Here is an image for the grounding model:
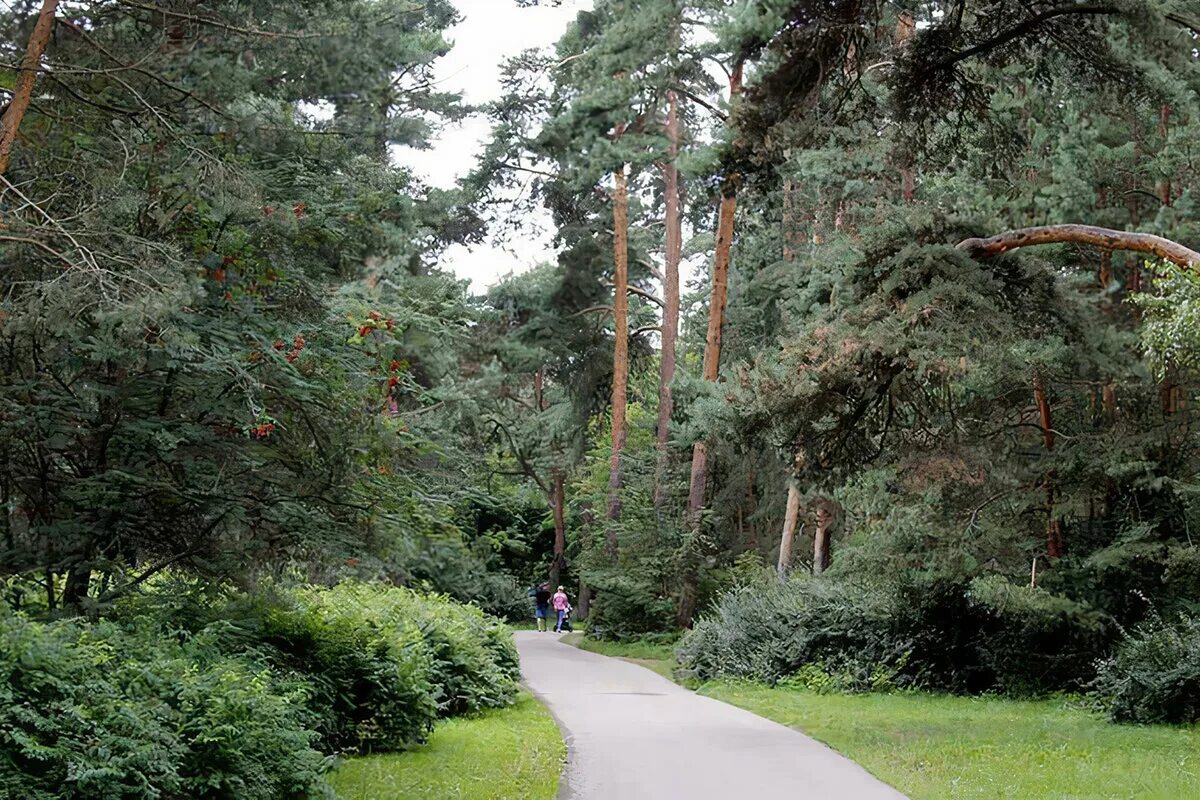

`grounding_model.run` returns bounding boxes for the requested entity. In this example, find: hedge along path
[514,631,907,800]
